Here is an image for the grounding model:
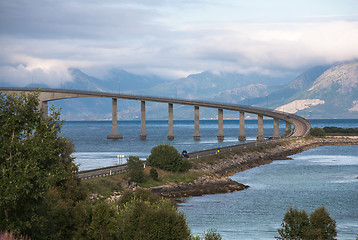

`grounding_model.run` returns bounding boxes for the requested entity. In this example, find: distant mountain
[106,68,166,92]
[247,65,330,108]
[12,61,358,120]
[133,71,288,100]
[254,61,358,118]
[210,84,269,104]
